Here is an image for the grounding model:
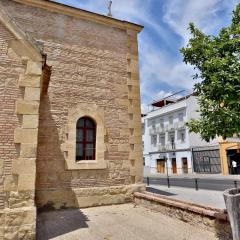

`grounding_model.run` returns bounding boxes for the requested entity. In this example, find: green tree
[180,4,240,142]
